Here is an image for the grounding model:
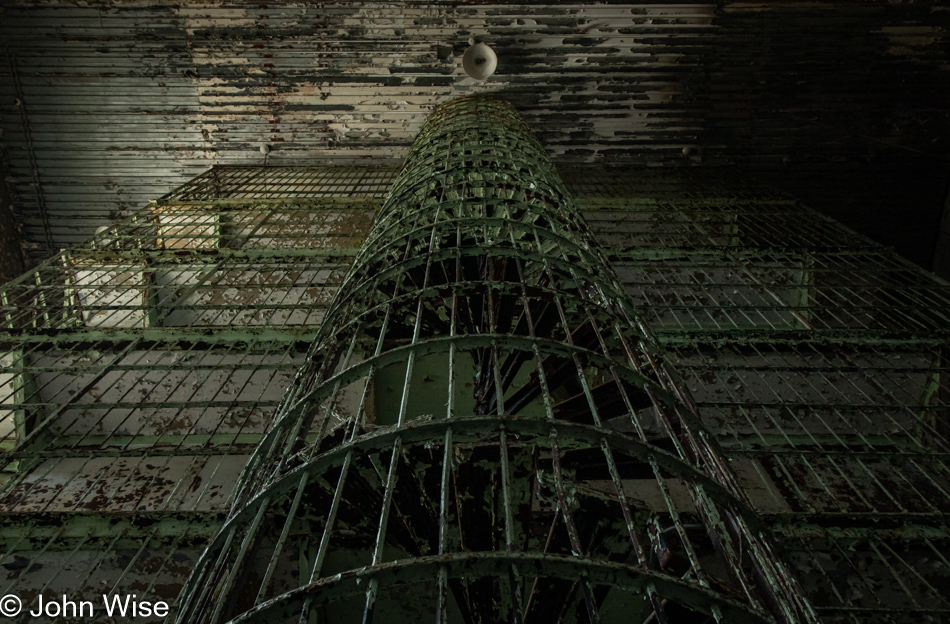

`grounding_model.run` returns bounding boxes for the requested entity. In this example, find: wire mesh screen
[163,167,397,202]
